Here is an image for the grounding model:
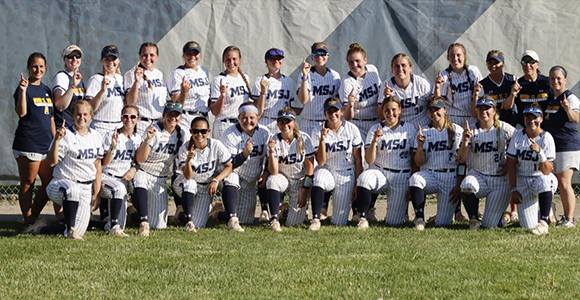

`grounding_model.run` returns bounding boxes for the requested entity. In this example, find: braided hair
[445,43,474,103]
[222,45,255,101]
